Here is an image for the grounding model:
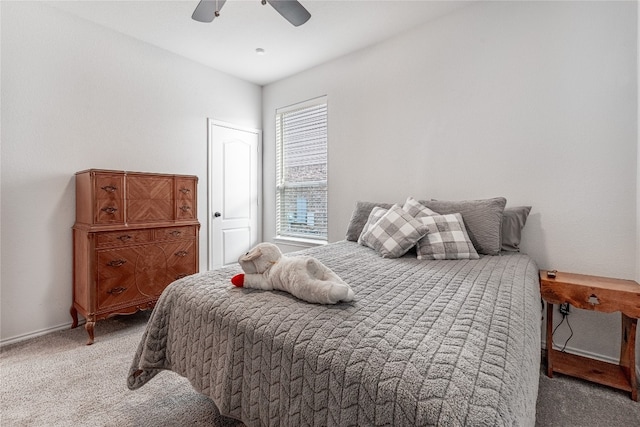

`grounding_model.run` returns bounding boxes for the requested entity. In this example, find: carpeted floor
[1,312,639,426]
